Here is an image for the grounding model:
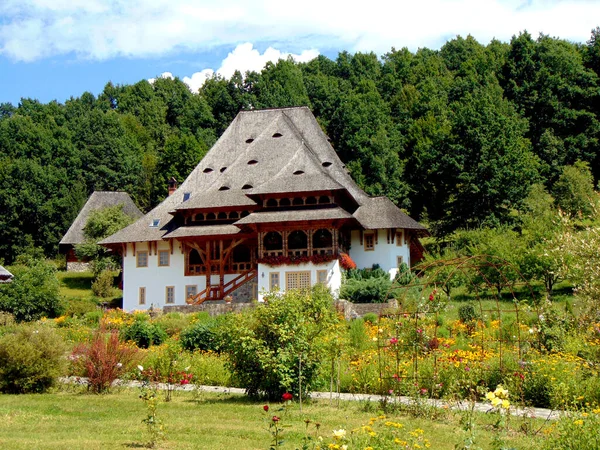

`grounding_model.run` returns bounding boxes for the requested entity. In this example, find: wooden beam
[132,242,136,257]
